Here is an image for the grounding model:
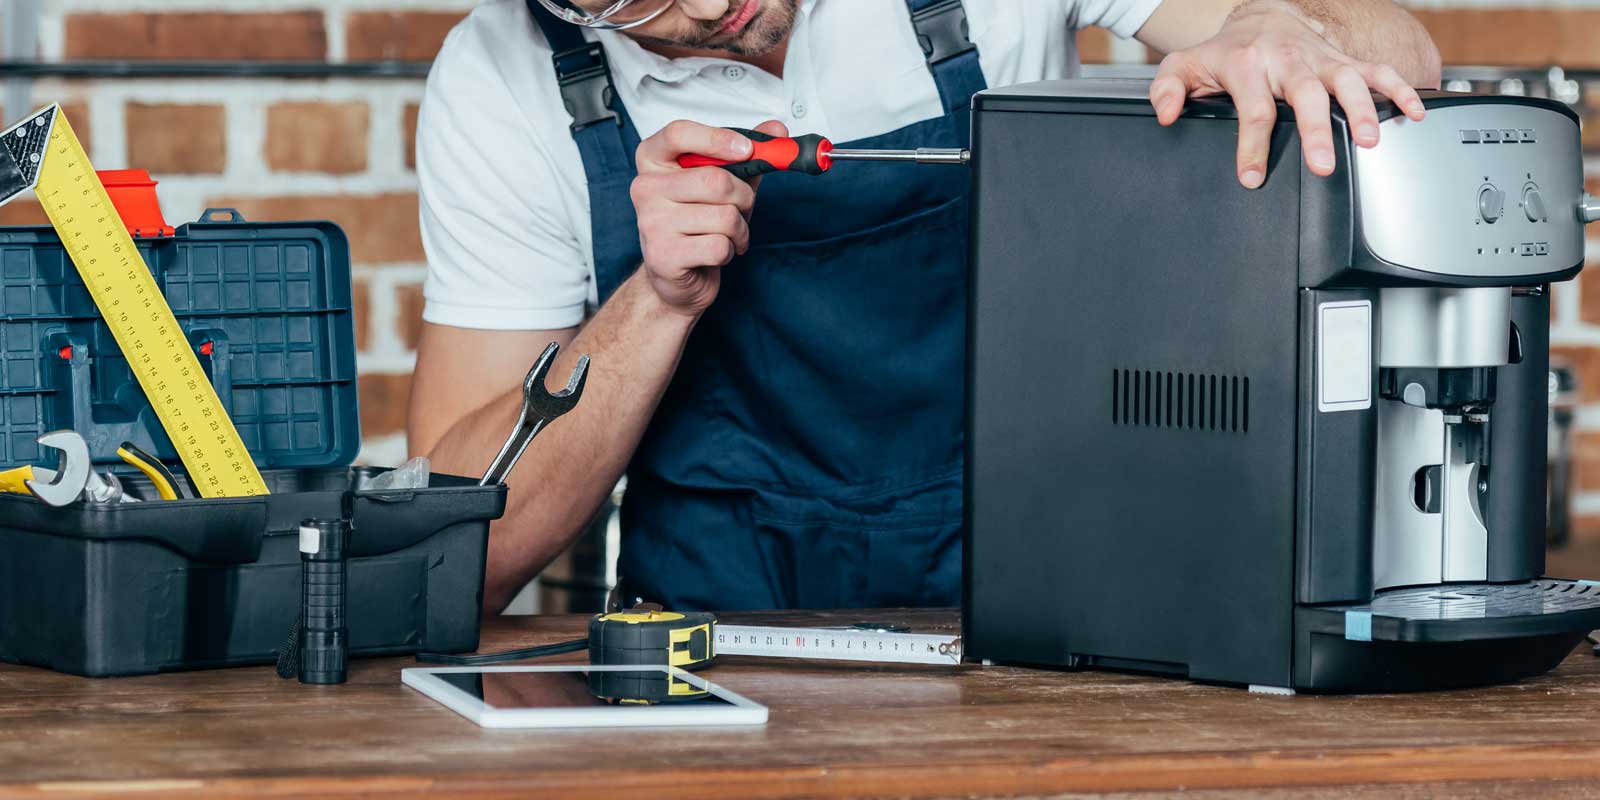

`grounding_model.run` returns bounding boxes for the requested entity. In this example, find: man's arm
[412,276,693,614]
[1134,0,1442,188]
[411,121,776,614]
